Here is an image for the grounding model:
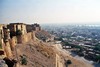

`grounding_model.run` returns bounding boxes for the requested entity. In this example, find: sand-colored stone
[9,36,17,51]
[4,41,12,58]
[56,54,64,67]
